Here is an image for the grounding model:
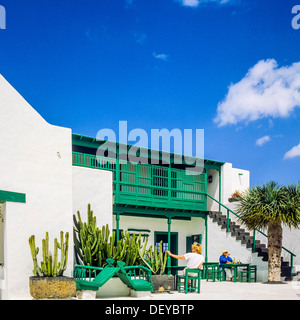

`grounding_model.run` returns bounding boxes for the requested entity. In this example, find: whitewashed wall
[113,215,205,268]
[222,163,250,204]
[0,75,73,299]
[207,163,250,212]
[114,214,268,281]
[72,166,113,234]
[207,218,268,282]
[206,169,220,211]
[0,203,4,266]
